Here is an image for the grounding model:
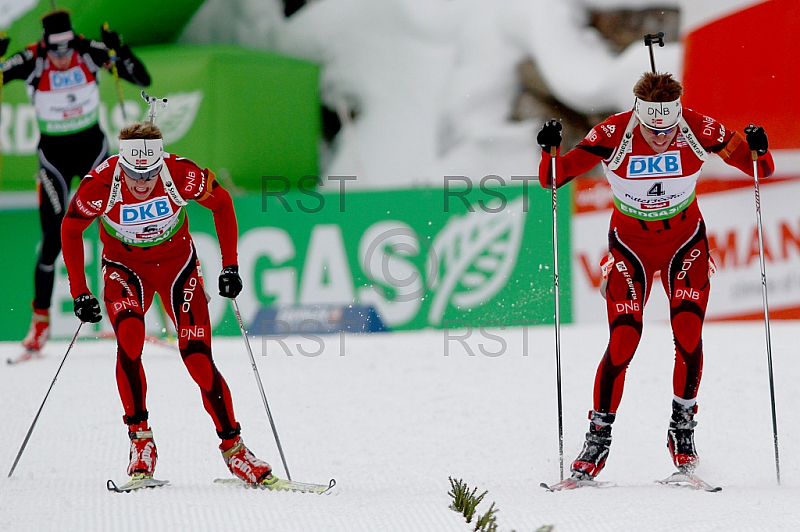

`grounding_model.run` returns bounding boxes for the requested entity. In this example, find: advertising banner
[0,182,572,341]
[0,45,320,192]
[572,176,800,323]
